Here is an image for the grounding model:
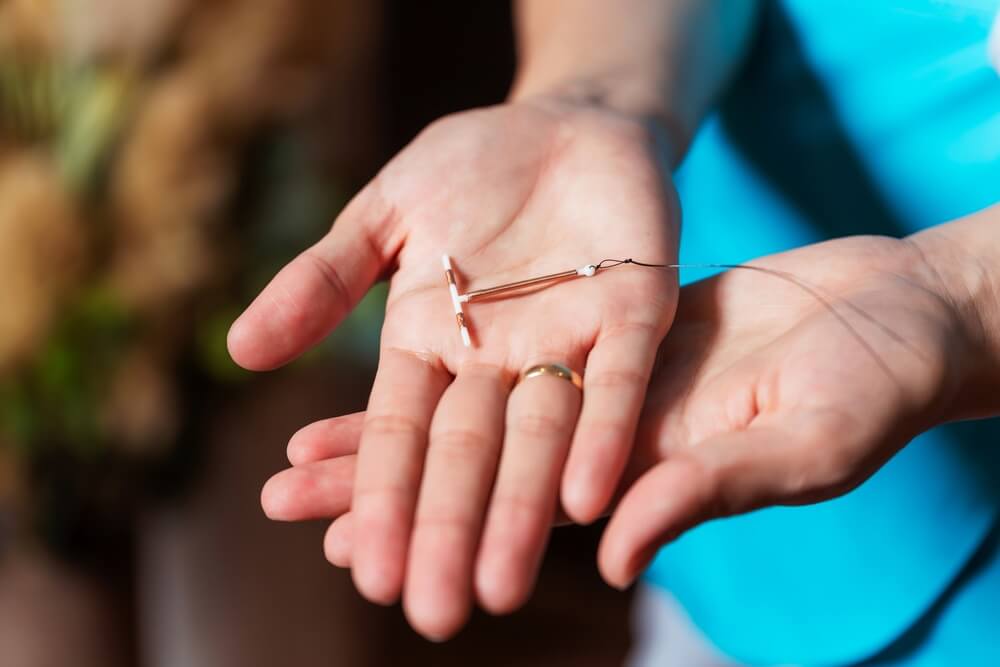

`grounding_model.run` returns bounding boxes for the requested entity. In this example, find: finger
[562,323,662,523]
[352,348,451,605]
[598,456,713,590]
[599,421,847,589]
[324,514,354,568]
[474,368,582,614]
[329,507,586,577]
[287,412,365,466]
[404,363,510,641]
[261,456,357,521]
[228,185,395,370]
